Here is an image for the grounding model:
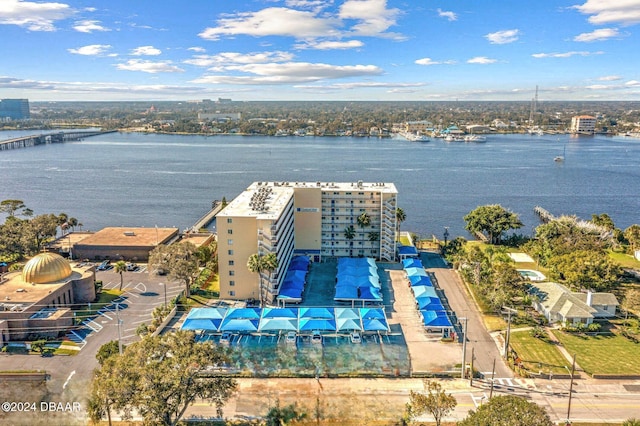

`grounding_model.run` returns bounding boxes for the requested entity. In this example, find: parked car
[285,331,297,344]
[311,331,323,344]
[220,332,231,345]
[350,332,362,344]
[96,260,111,271]
[125,262,137,271]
